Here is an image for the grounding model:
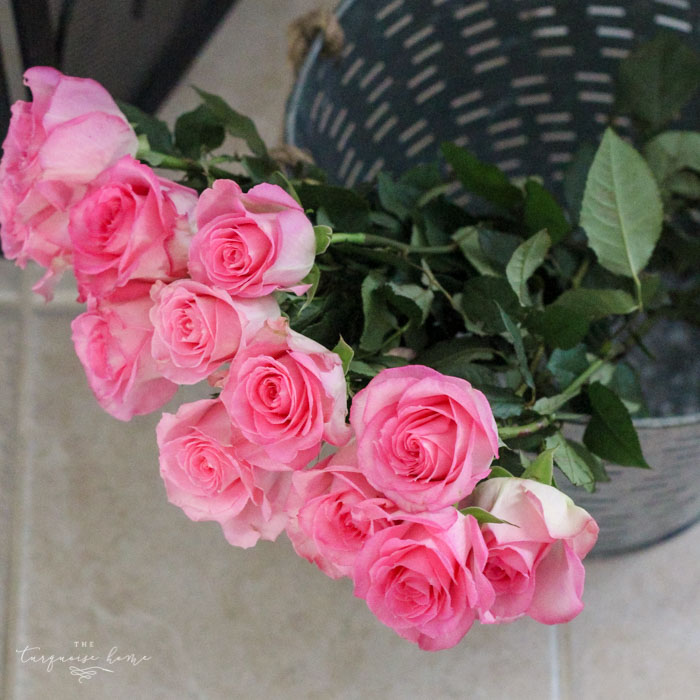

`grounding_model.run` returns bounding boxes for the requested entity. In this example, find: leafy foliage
[123,35,700,491]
